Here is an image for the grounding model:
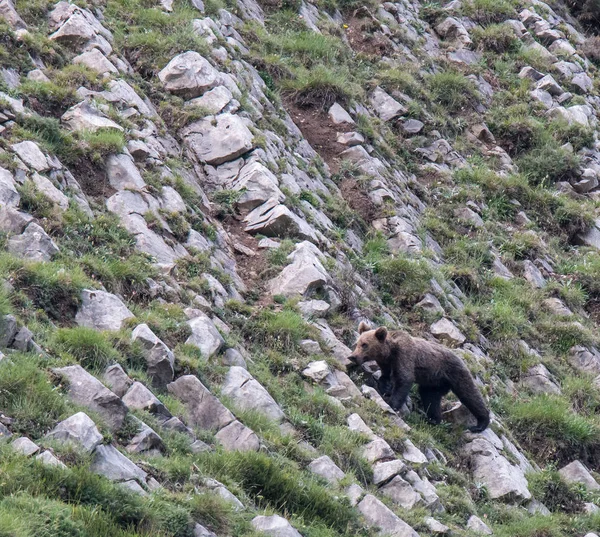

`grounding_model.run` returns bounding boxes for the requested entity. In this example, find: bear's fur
[349,322,490,432]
